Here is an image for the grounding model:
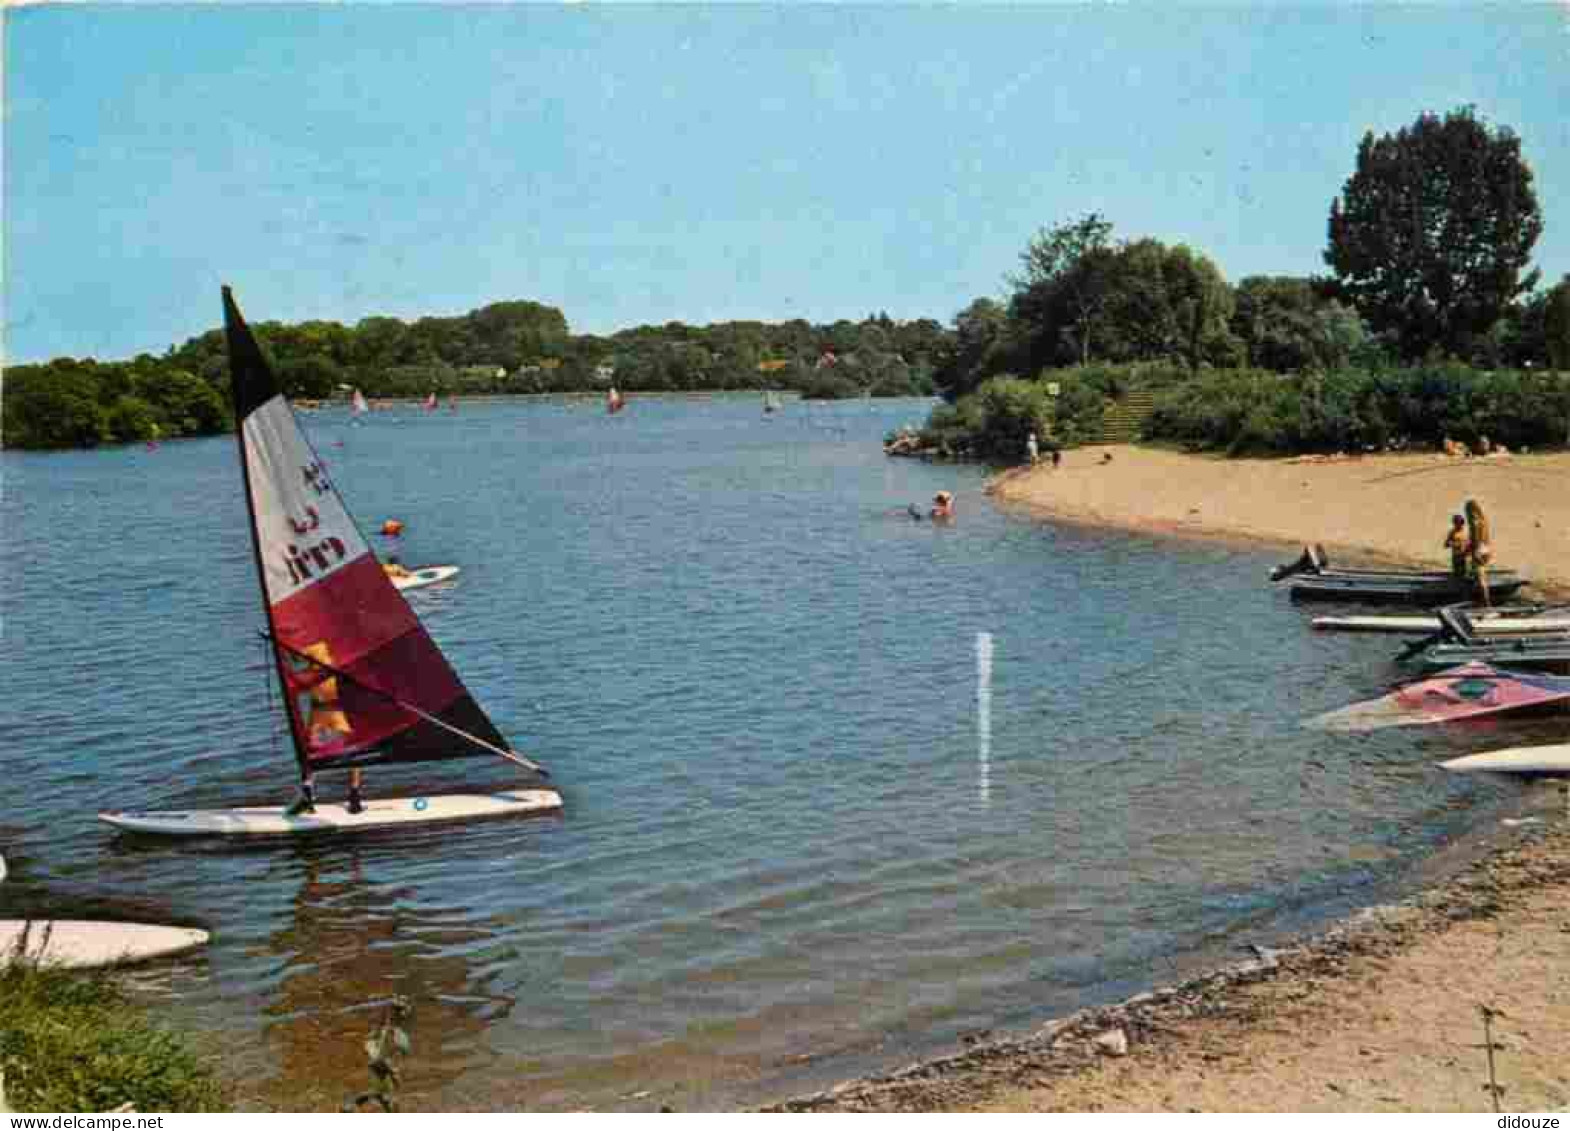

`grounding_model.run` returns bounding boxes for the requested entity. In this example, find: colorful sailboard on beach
[1307,662,1570,732]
